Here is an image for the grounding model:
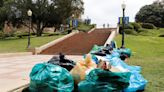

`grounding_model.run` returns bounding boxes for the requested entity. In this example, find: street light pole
[121,2,126,48]
[27,9,32,48]
[72,14,75,29]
